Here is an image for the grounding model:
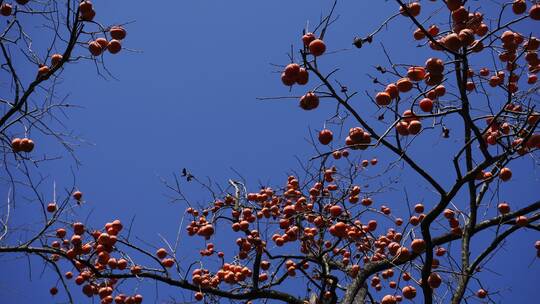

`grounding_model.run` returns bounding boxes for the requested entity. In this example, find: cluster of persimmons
[9,0,129,158]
